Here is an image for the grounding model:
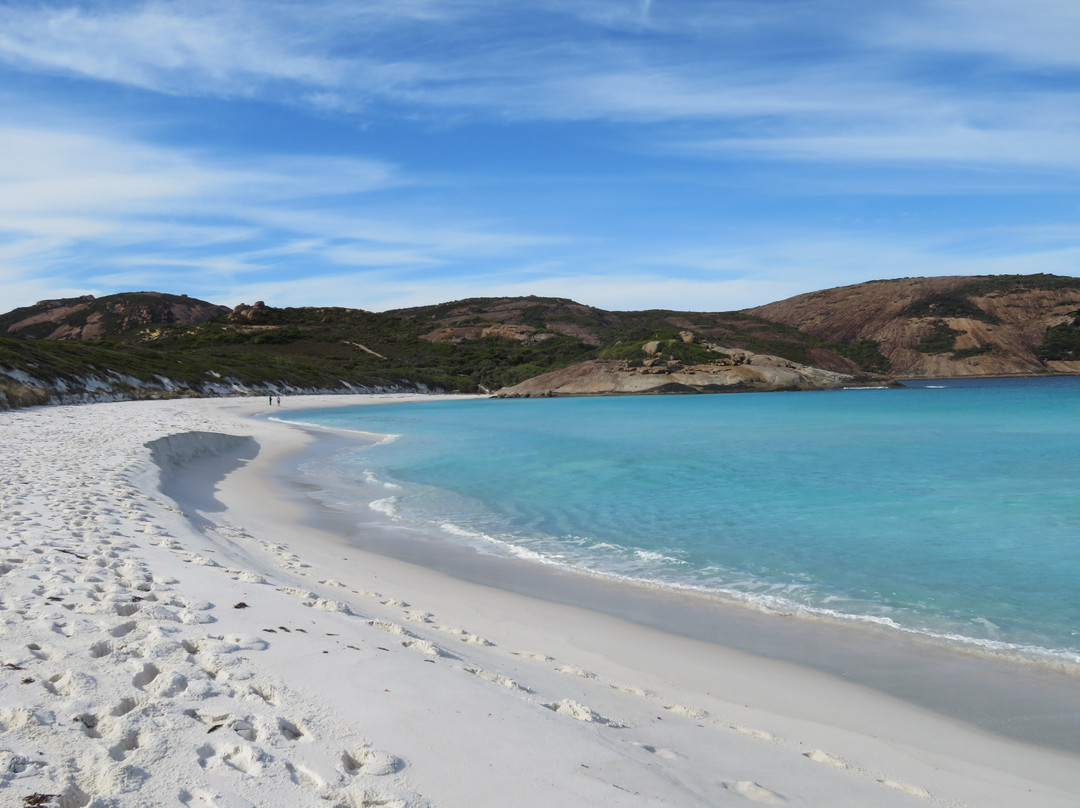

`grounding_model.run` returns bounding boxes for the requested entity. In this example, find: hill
[1,293,866,409]
[0,292,229,340]
[391,295,866,373]
[2,275,1079,409]
[747,274,1080,377]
